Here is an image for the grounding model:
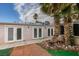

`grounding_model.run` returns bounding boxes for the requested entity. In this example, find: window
[48,28,53,36]
[34,28,37,38]
[8,28,13,41]
[48,28,50,36]
[51,29,53,36]
[39,28,42,37]
[73,24,79,36]
[33,28,43,38]
[17,28,22,40]
[60,25,64,34]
